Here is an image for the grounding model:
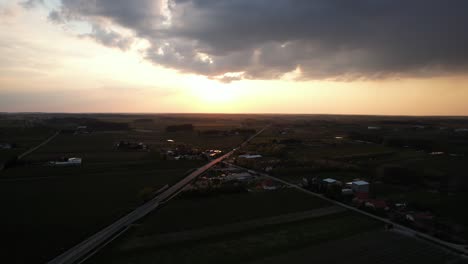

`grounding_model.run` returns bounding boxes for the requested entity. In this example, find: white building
[322,178,337,184]
[351,180,369,193]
